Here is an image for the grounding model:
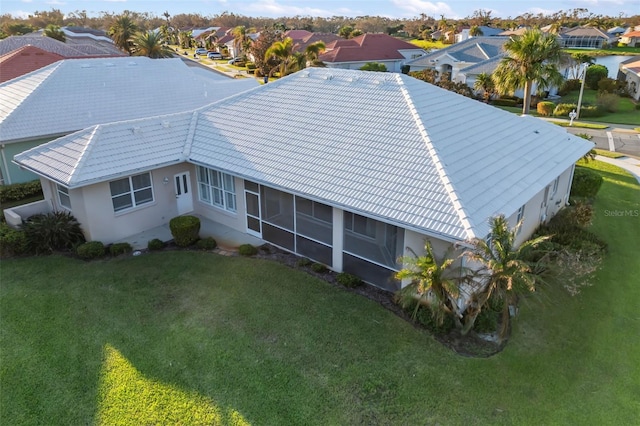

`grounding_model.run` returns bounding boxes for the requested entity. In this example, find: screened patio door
[245,188,261,238]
